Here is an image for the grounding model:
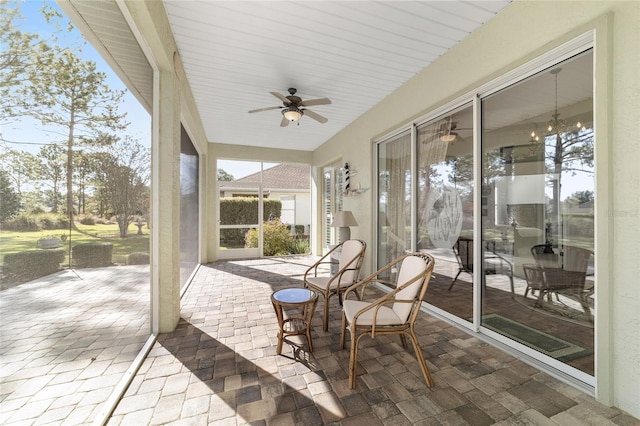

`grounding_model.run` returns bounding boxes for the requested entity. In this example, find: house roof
[230,163,310,191]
